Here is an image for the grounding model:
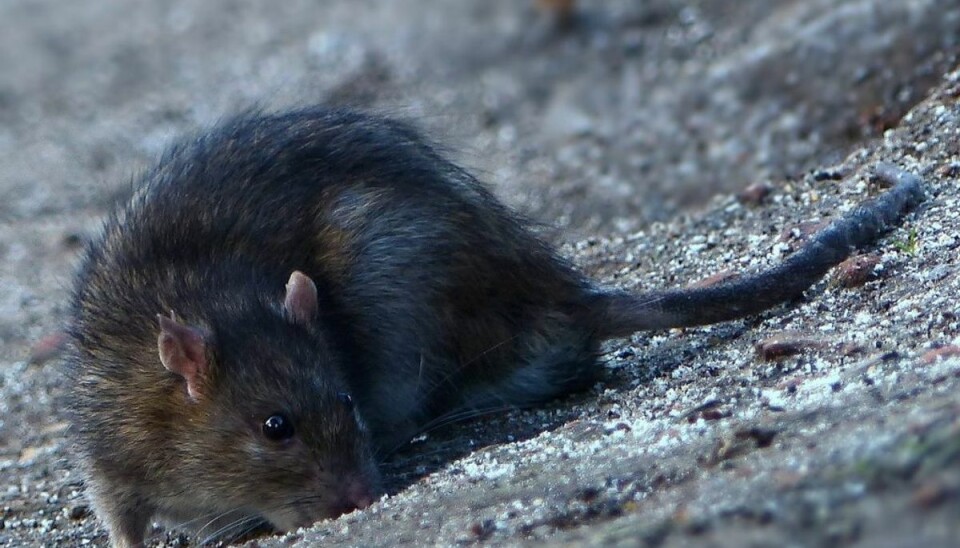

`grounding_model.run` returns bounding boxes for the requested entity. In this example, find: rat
[64,106,924,547]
